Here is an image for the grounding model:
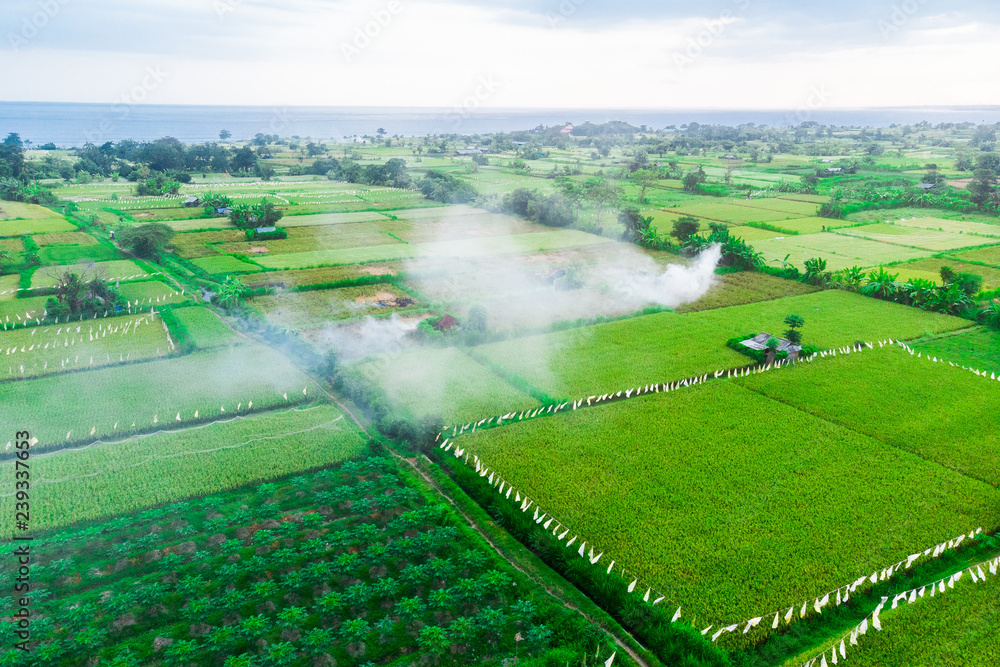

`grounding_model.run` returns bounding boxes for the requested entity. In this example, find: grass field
[0,274,18,301]
[836,224,998,252]
[664,202,797,224]
[0,201,69,224]
[238,262,401,289]
[252,284,419,328]
[116,280,187,305]
[947,244,1000,268]
[890,257,1000,290]
[475,290,971,399]
[190,255,264,274]
[38,243,120,264]
[255,230,613,269]
[169,229,244,259]
[736,345,1000,486]
[731,198,821,217]
[162,217,233,231]
[751,234,932,271]
[910,328,1000,376]
[0,313,170,380]
[172,306,244,348]
[30,260,149,288]
[0,404,366,537]
[0,343,314,450]
[763,217,843,234]
[456,381,998,636]
[896,216,1000,238]
[0,295,49,322]
[730,226,784,242]
[32,231,97,246]
[356,347,539,423]
[279,210,393,226]
[0,218,76,235]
